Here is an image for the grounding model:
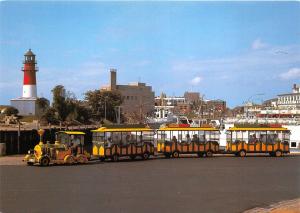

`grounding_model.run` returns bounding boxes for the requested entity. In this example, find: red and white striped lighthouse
[22,49,38,98]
